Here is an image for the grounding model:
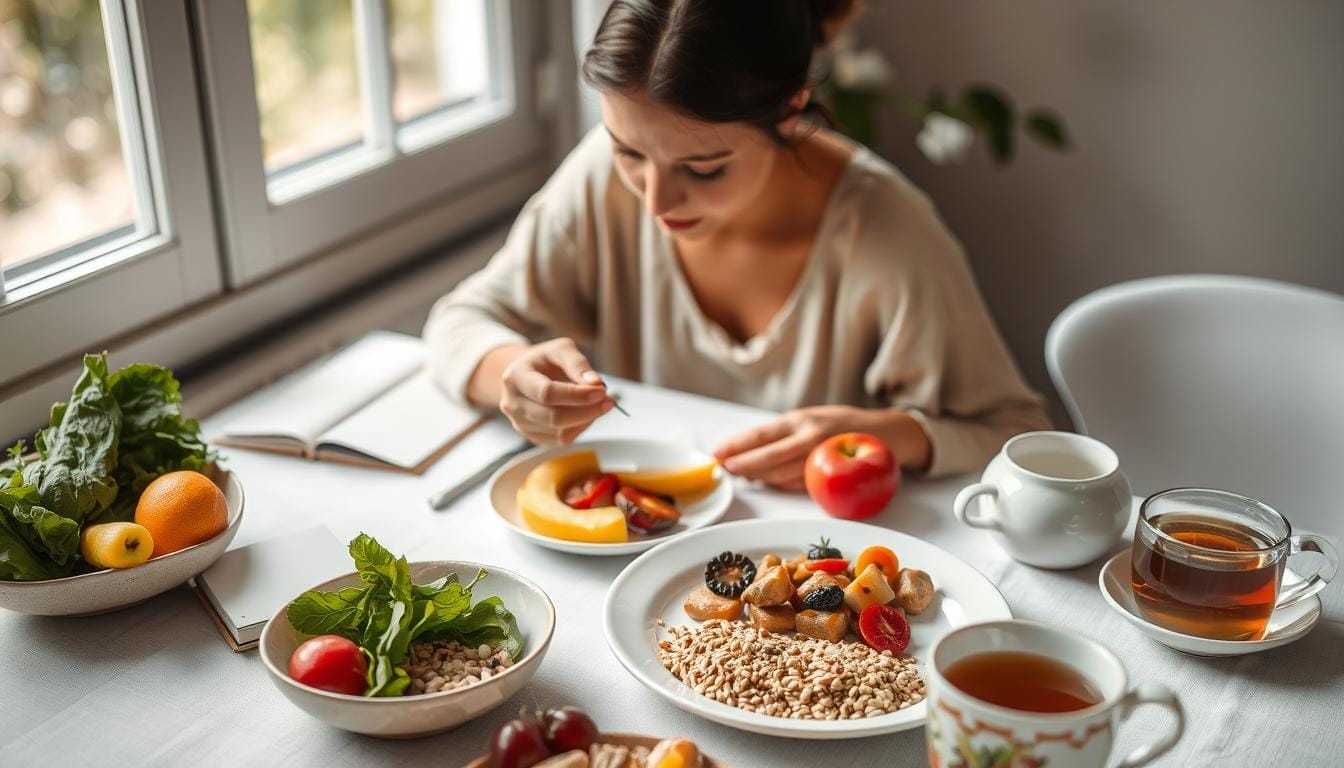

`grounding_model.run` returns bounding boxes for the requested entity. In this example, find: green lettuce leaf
[0,484,78,581]
[24,355,121,523]
[419,595,524,660]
